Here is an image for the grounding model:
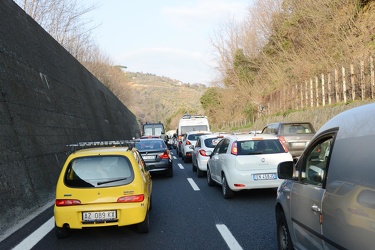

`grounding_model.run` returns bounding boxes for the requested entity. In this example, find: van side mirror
[277,161,294,179]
